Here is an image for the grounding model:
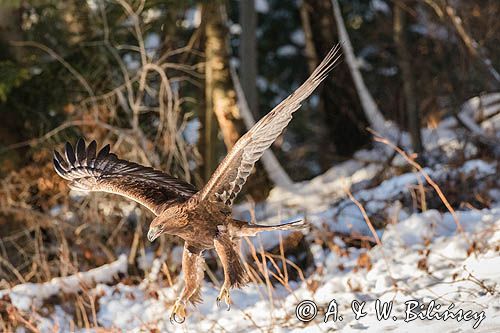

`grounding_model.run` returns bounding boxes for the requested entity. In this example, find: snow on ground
[15,204,496,332]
